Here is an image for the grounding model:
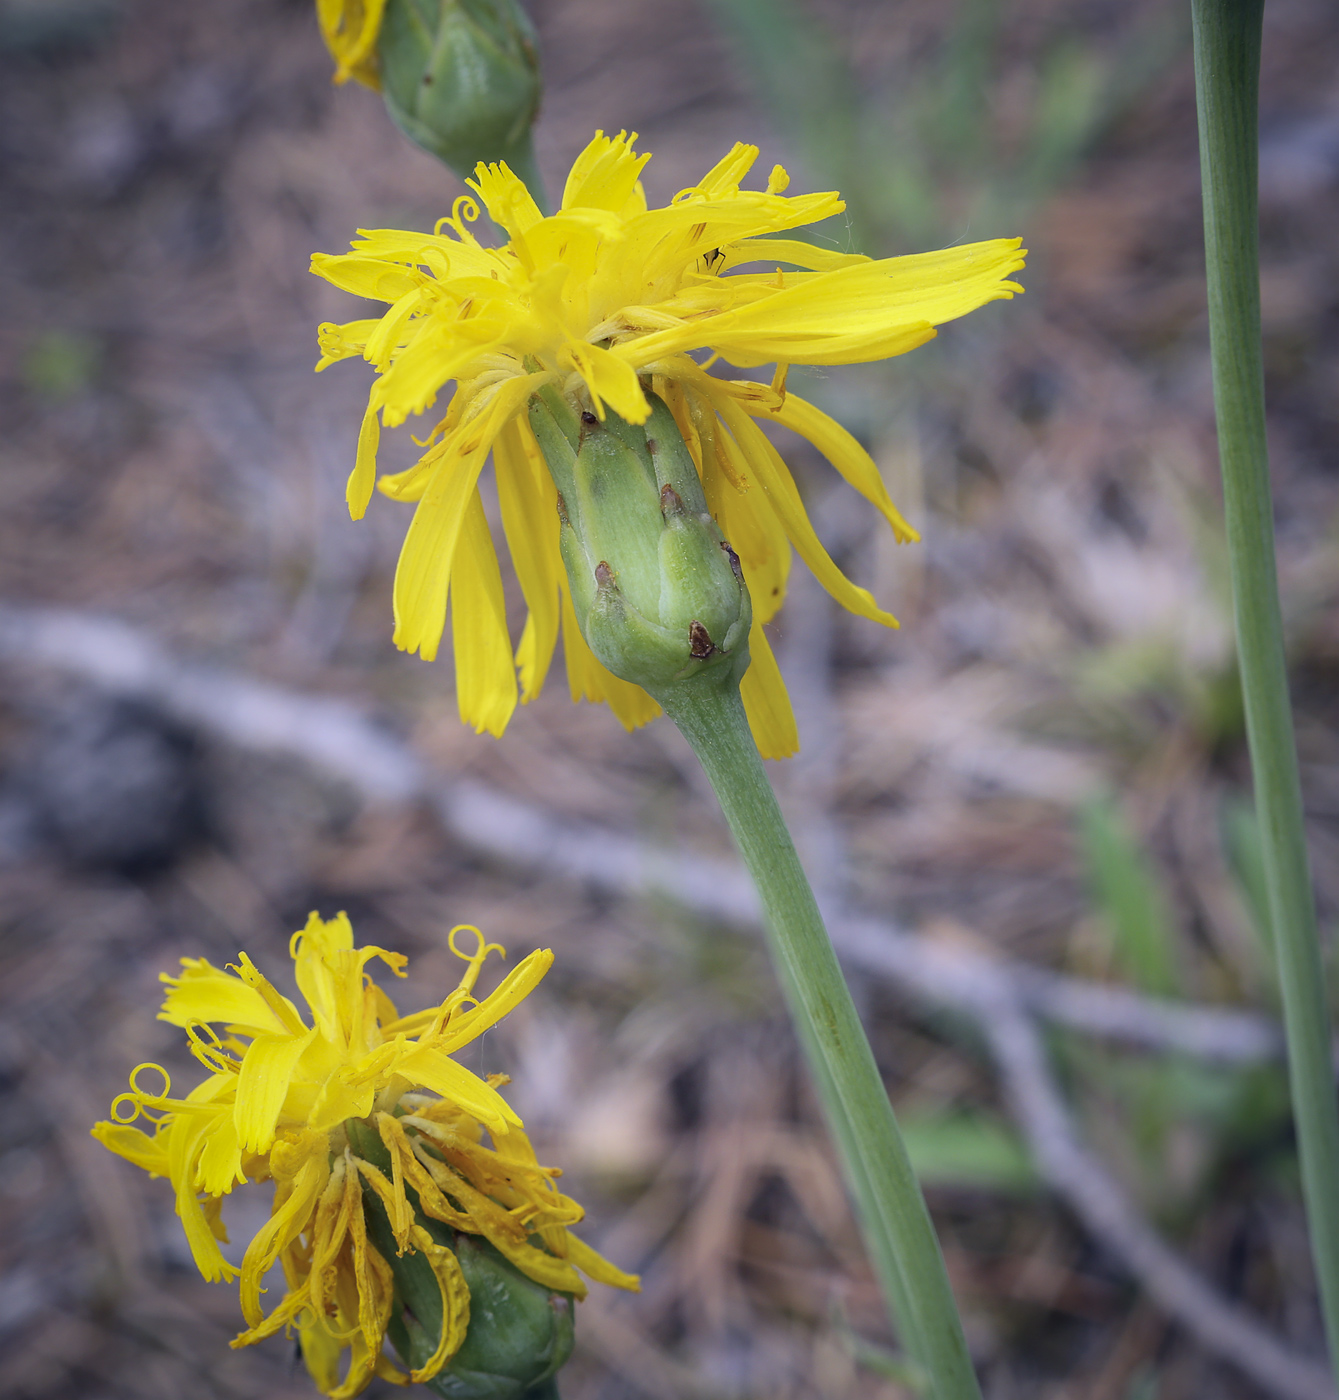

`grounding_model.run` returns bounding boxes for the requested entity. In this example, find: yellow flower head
[92,915,637,1399]
[311,131,1025,755]
[317,0,386,88]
